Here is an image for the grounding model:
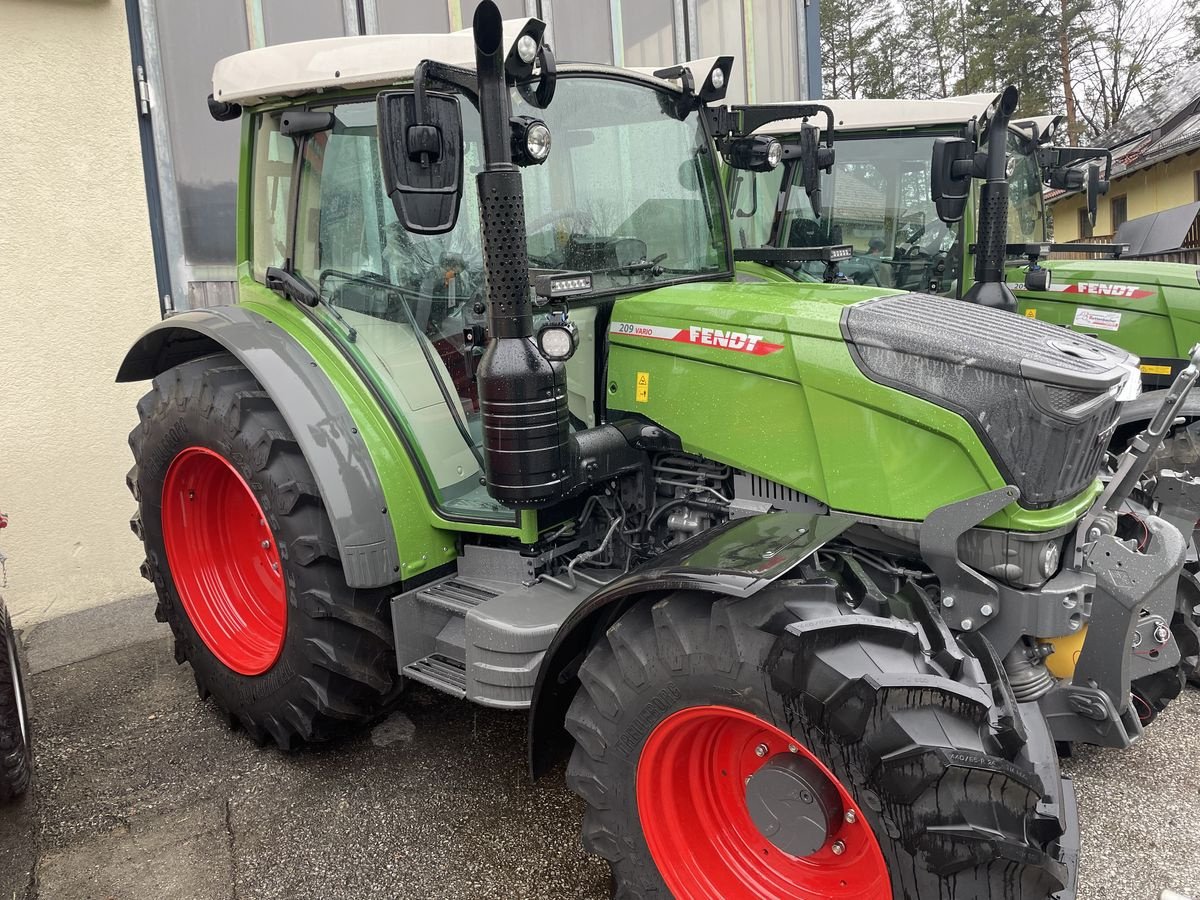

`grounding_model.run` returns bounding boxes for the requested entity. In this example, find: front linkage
[922,346,1200,747]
